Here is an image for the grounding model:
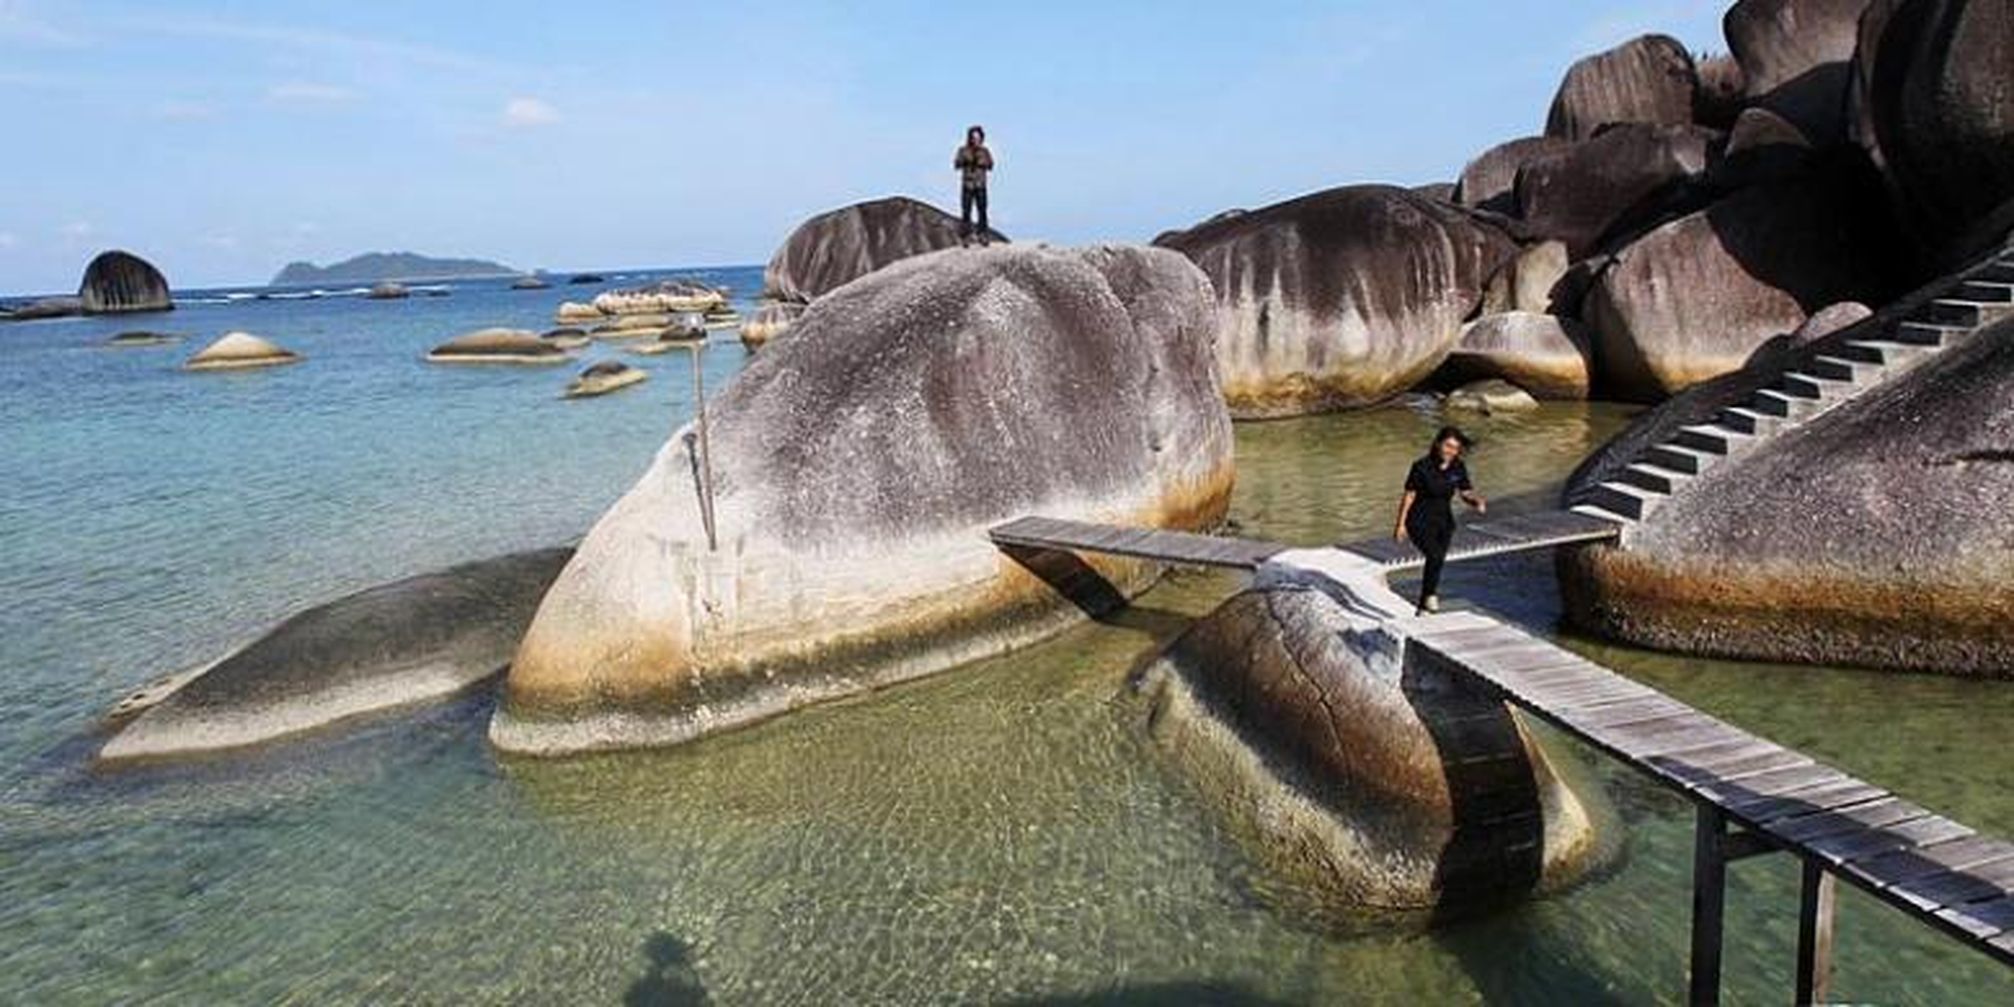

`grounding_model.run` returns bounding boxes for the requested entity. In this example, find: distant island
[272,252,521,286]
